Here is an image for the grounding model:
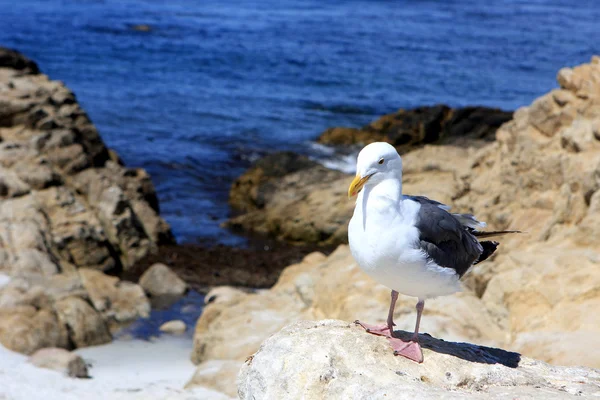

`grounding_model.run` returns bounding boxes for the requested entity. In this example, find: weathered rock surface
[318,105,512,150]
[238,320,600,399]
[0,48,166,354]
[29,347,89,378]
